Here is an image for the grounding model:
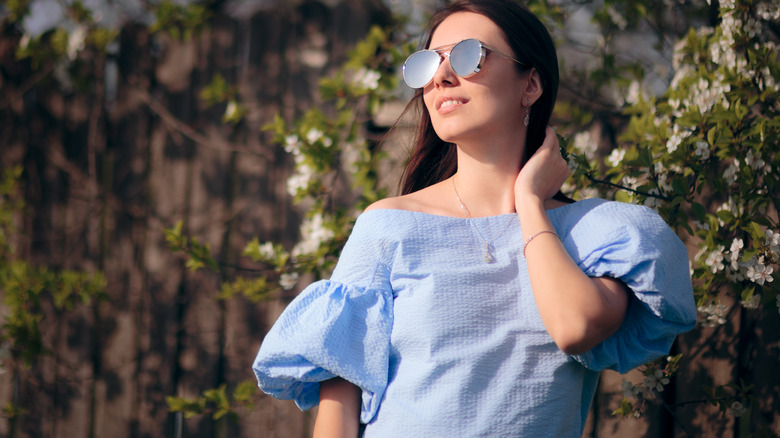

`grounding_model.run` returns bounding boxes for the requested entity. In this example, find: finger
[540,126,559,152]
